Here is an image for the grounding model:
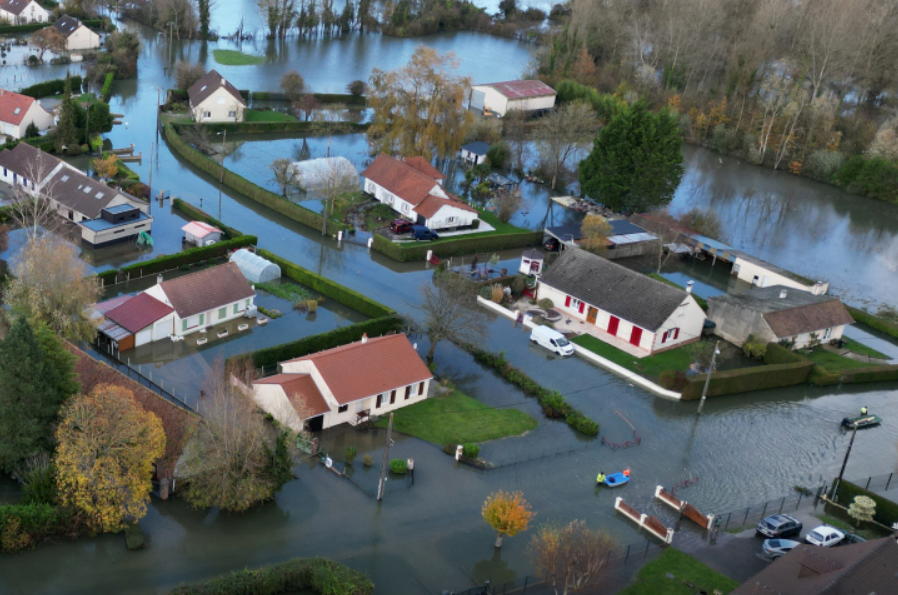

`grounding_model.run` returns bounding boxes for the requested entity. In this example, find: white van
[530,325,575,357]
